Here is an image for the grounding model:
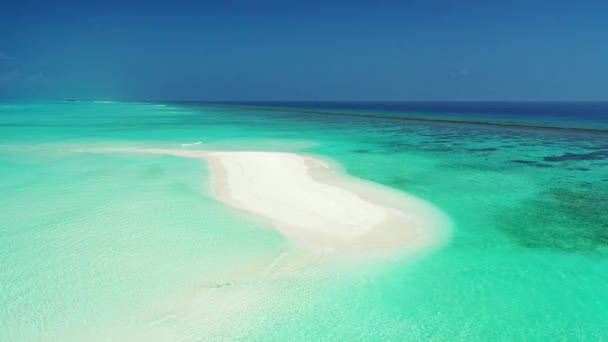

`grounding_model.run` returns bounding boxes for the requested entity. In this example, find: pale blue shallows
[0,102,606,341]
